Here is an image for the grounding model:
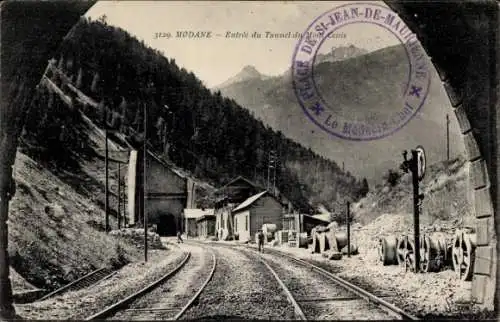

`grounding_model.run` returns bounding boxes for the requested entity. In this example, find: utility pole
[123,182,127,227]
[267,150,276,193]
[267,152,270,191]
[273,152,277,194]
[446,114,450,162]
[346,201,351,258]
[117,164,121,229]
[105,119,109,232]
[143,101,148,262]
